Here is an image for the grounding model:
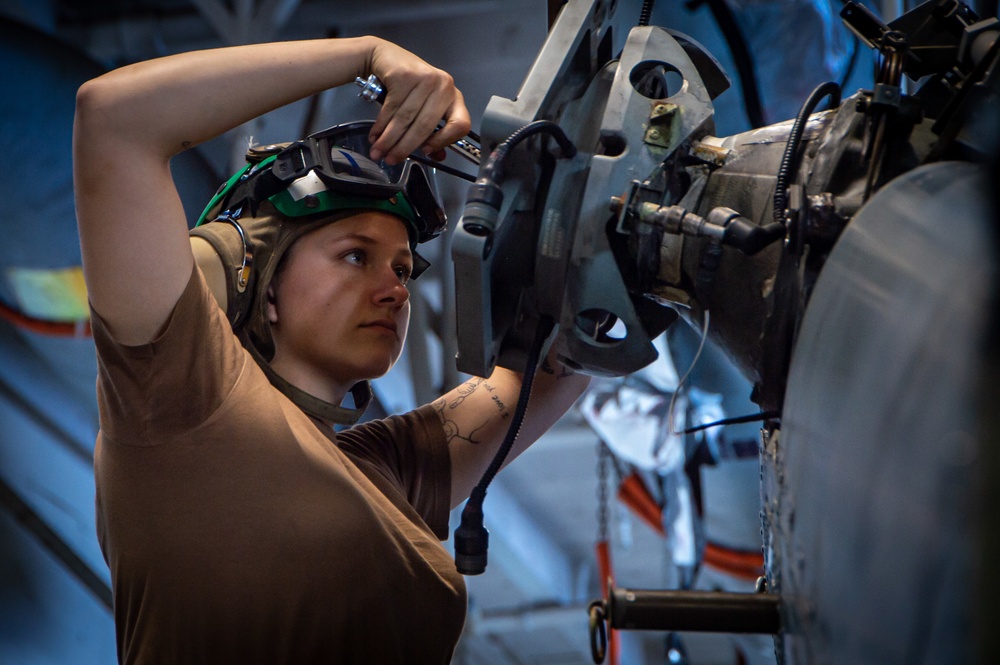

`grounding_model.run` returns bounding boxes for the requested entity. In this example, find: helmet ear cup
[189,216,258,328]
